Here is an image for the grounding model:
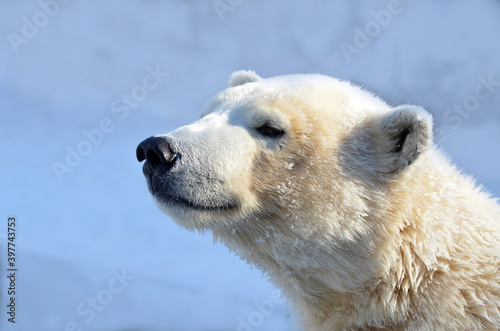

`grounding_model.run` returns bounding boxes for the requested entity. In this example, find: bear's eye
[256,123,285,139]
